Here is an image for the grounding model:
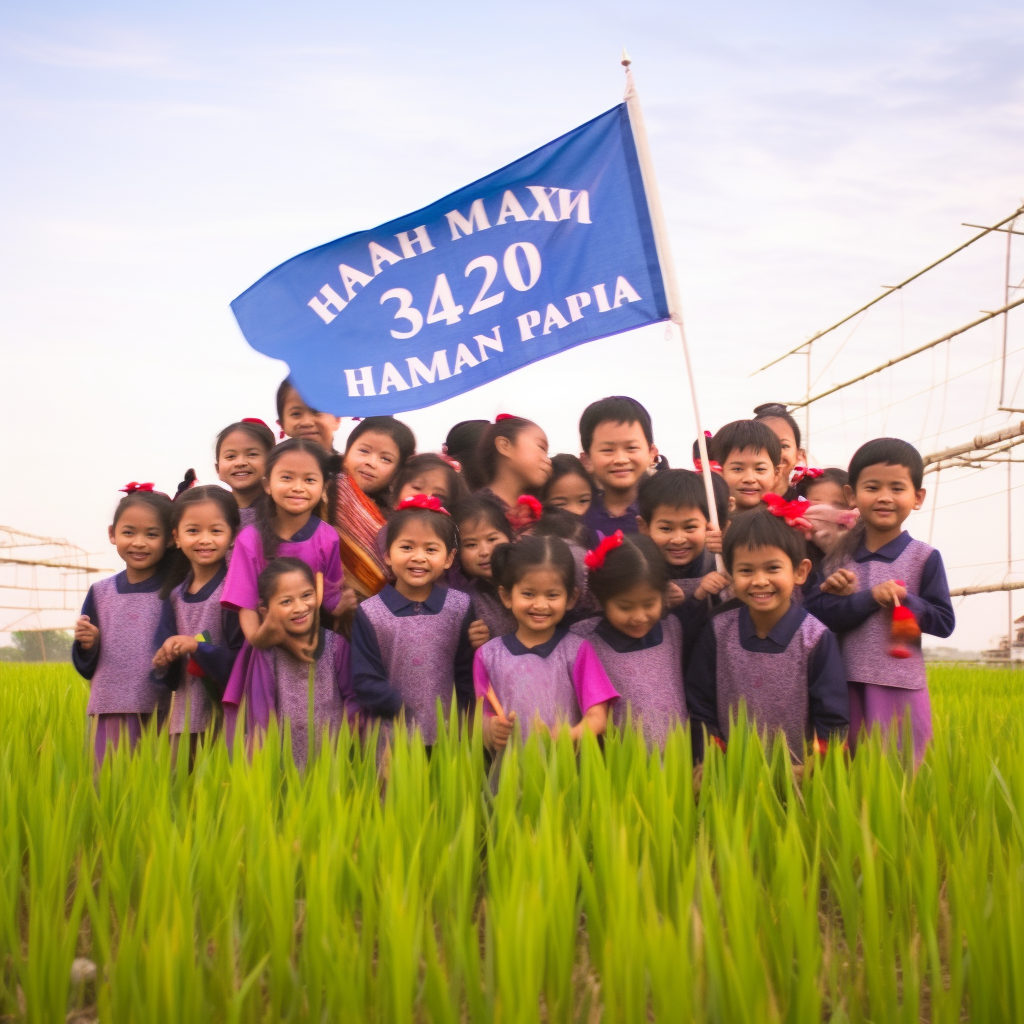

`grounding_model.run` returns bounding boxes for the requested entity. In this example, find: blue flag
[231,104,669,416]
